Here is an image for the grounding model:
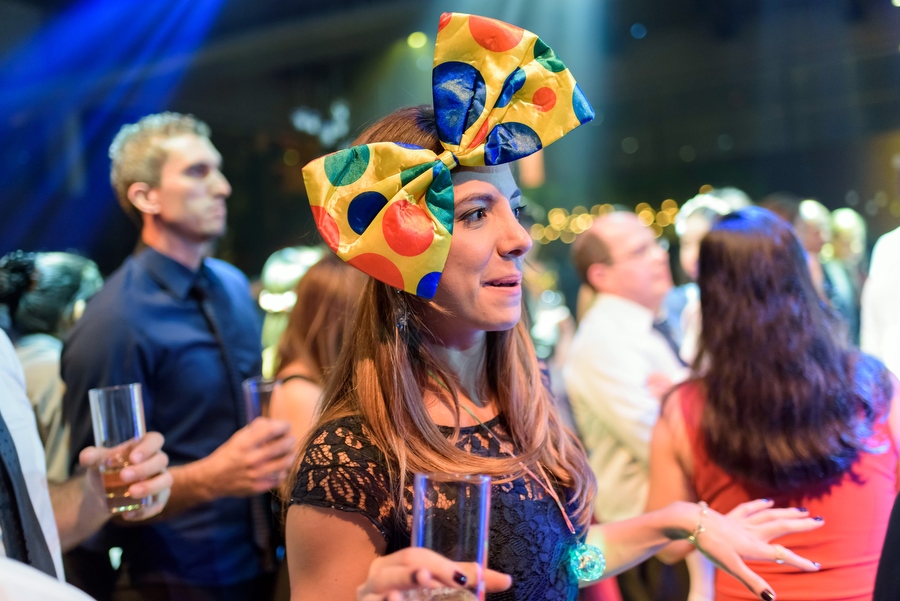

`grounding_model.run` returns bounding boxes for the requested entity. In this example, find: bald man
[563,212,701,601]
